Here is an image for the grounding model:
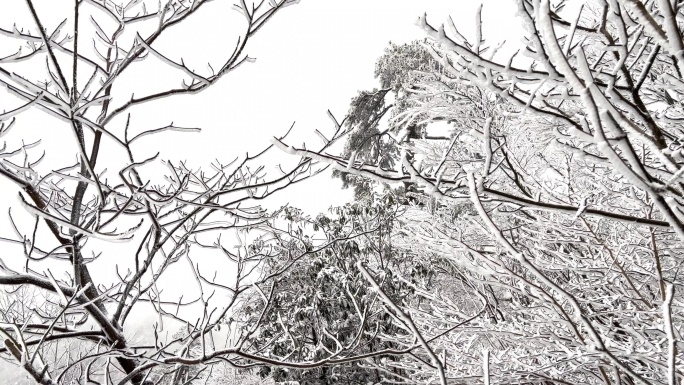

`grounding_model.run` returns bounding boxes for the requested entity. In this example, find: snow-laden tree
[278,0,684,384]
[333,41,440,200]
[238,200,432,385]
